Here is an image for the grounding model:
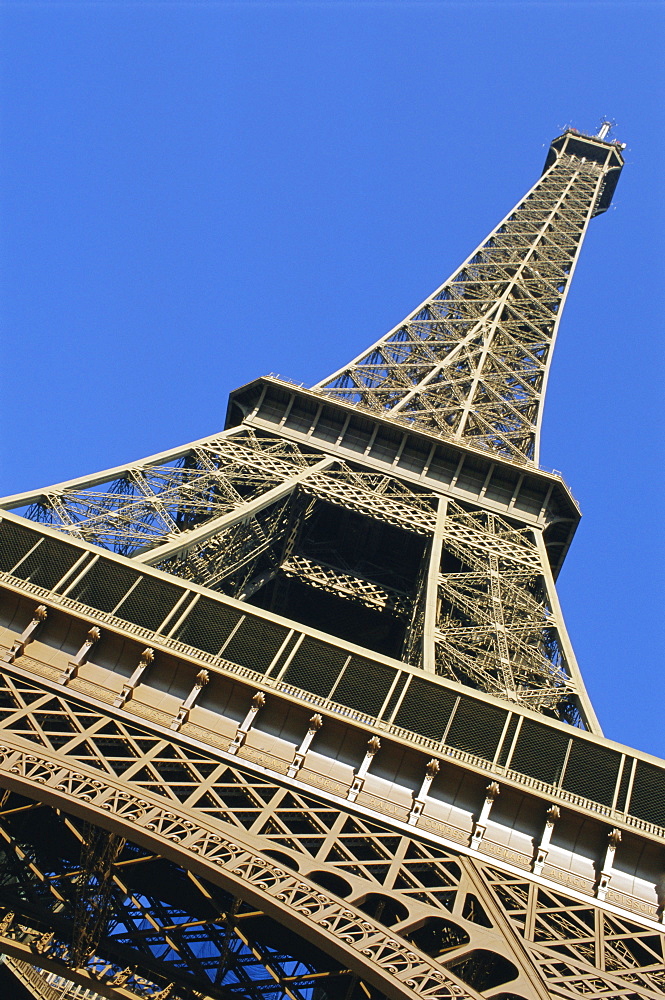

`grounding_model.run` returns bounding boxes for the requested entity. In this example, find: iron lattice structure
[0,126,662,1000]
[315,130,621,466]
